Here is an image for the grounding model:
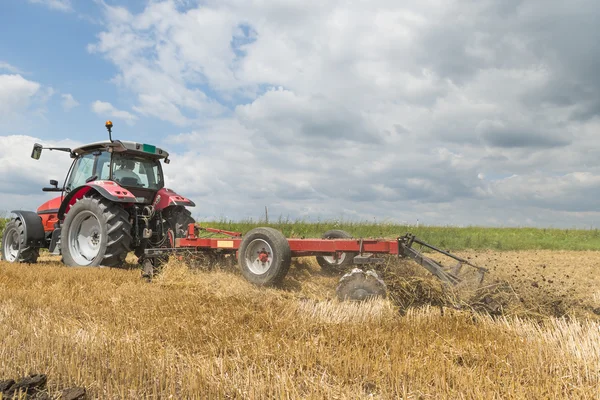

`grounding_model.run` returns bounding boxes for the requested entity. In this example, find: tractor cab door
[64,151,111,194]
